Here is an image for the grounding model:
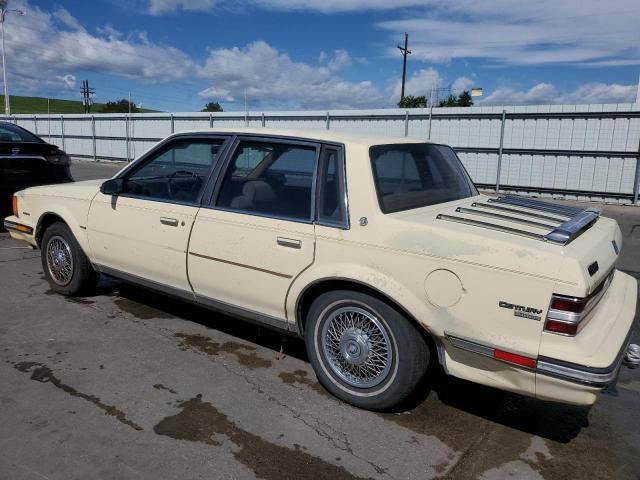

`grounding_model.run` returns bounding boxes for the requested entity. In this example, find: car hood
[384,194,621,294]
[18,179,104,201]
